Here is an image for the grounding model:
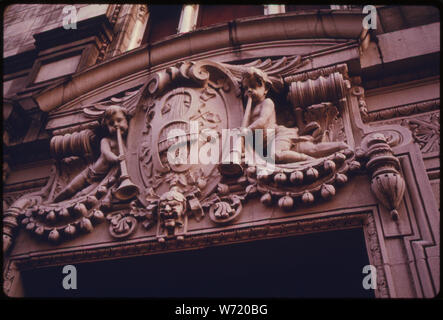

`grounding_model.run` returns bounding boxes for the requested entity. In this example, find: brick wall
[3,4,105,58]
